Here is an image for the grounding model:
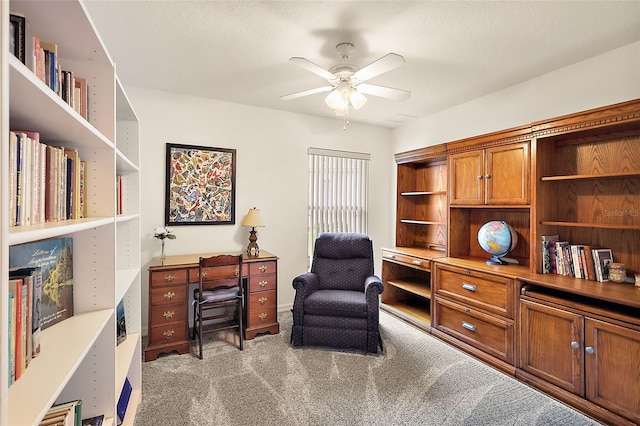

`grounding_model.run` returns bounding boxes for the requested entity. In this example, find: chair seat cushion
[304,289,367,318]
[195,287,239,303]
